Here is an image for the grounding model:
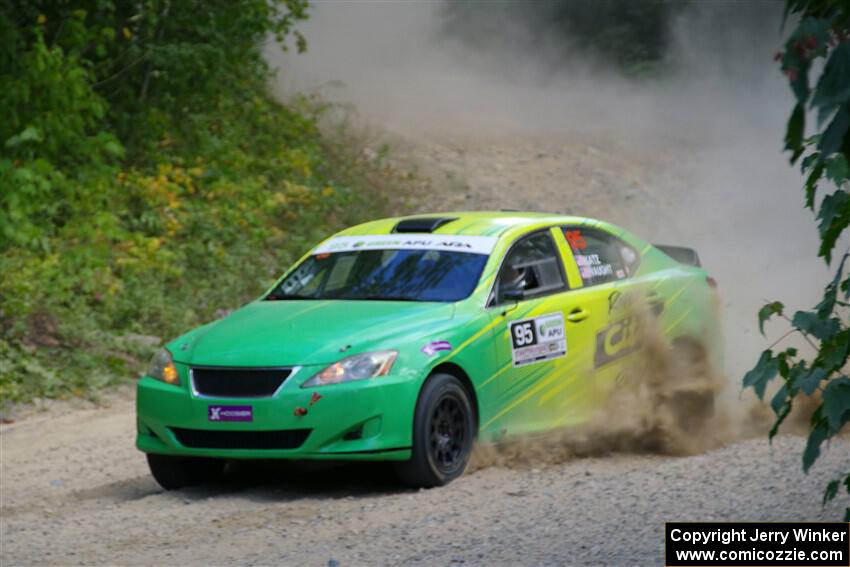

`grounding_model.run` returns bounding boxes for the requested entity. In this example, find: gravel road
[1,389,847,566]
[3,125,848,567]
